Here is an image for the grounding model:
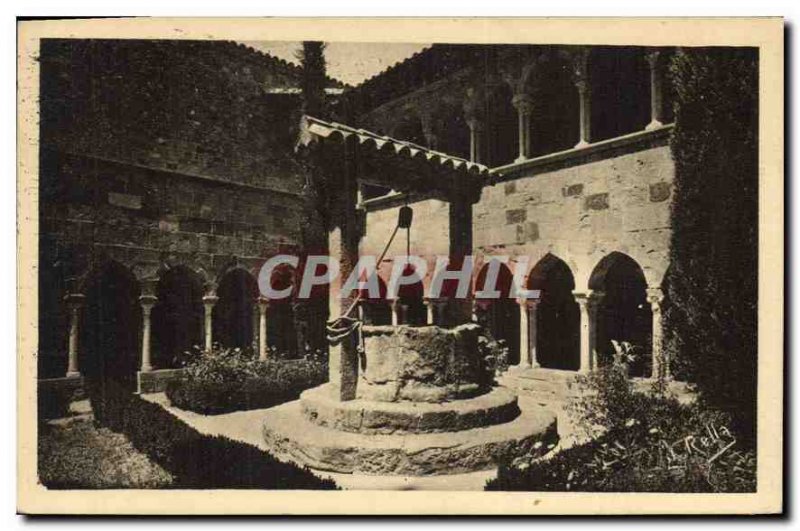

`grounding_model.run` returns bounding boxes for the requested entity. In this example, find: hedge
[664,48,759,444]
[165,351,328,415]
[91,383,337,489]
